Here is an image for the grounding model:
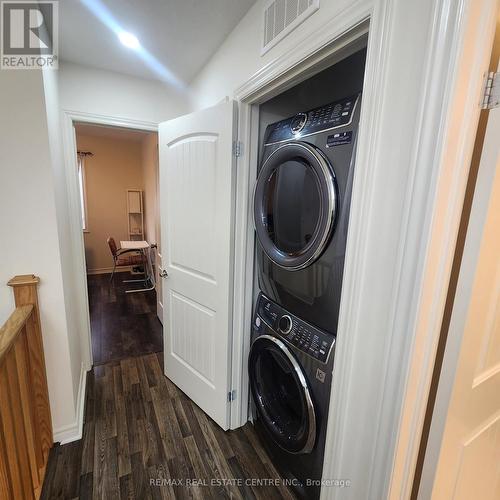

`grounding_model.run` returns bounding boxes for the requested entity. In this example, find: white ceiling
[59,0,255,86]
